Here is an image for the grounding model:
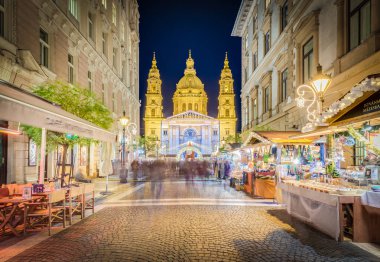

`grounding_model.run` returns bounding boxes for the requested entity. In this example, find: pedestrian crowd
[129,159,232,181]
